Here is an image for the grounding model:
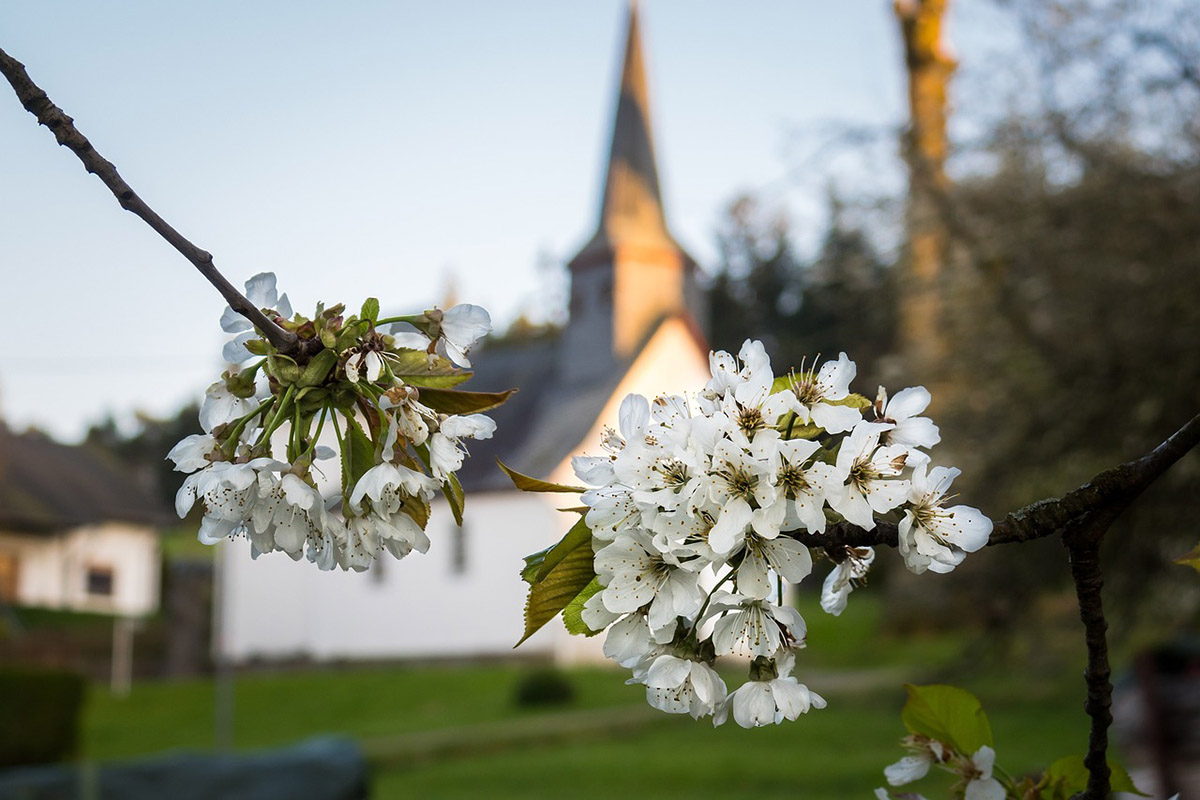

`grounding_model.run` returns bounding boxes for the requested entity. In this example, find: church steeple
[562,2,702,381]
[586,0,672,253]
